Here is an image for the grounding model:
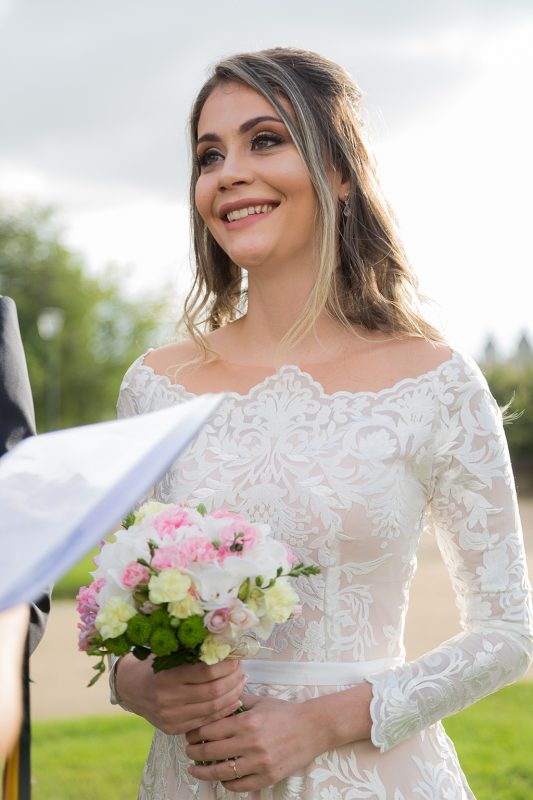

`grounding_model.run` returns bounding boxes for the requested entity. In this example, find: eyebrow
[196,115,284,146]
